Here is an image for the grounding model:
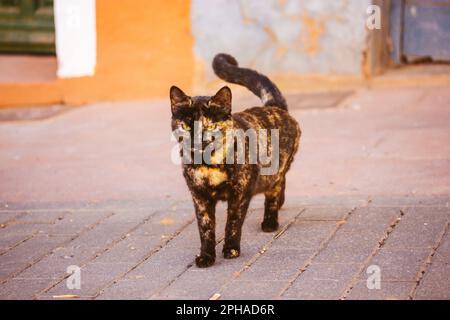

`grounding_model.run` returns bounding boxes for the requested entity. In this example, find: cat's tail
[212,53,287,110]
